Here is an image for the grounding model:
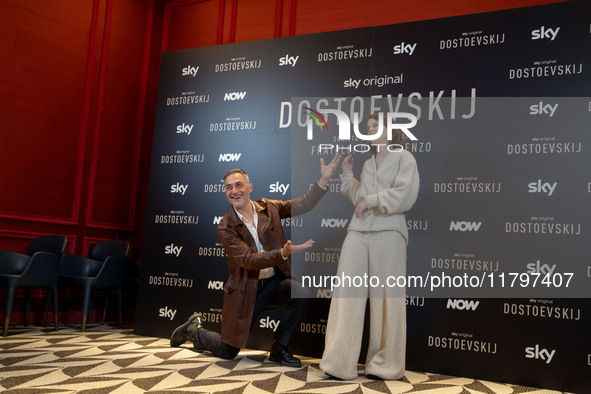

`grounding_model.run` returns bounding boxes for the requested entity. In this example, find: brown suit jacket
[216,183,327,348]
